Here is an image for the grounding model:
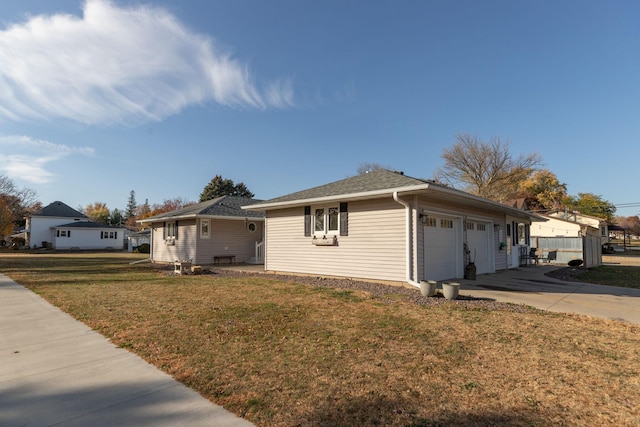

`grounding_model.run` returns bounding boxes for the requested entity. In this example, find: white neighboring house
[51,221,126,250]
[546,211,610,244]
[26,201,126,250]
[530,215,597,238]
[26,201,88,248]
